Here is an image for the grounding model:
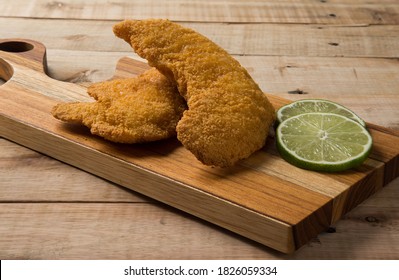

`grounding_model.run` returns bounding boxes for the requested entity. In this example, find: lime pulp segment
[276,113,372,172]
[276,99,366,127]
